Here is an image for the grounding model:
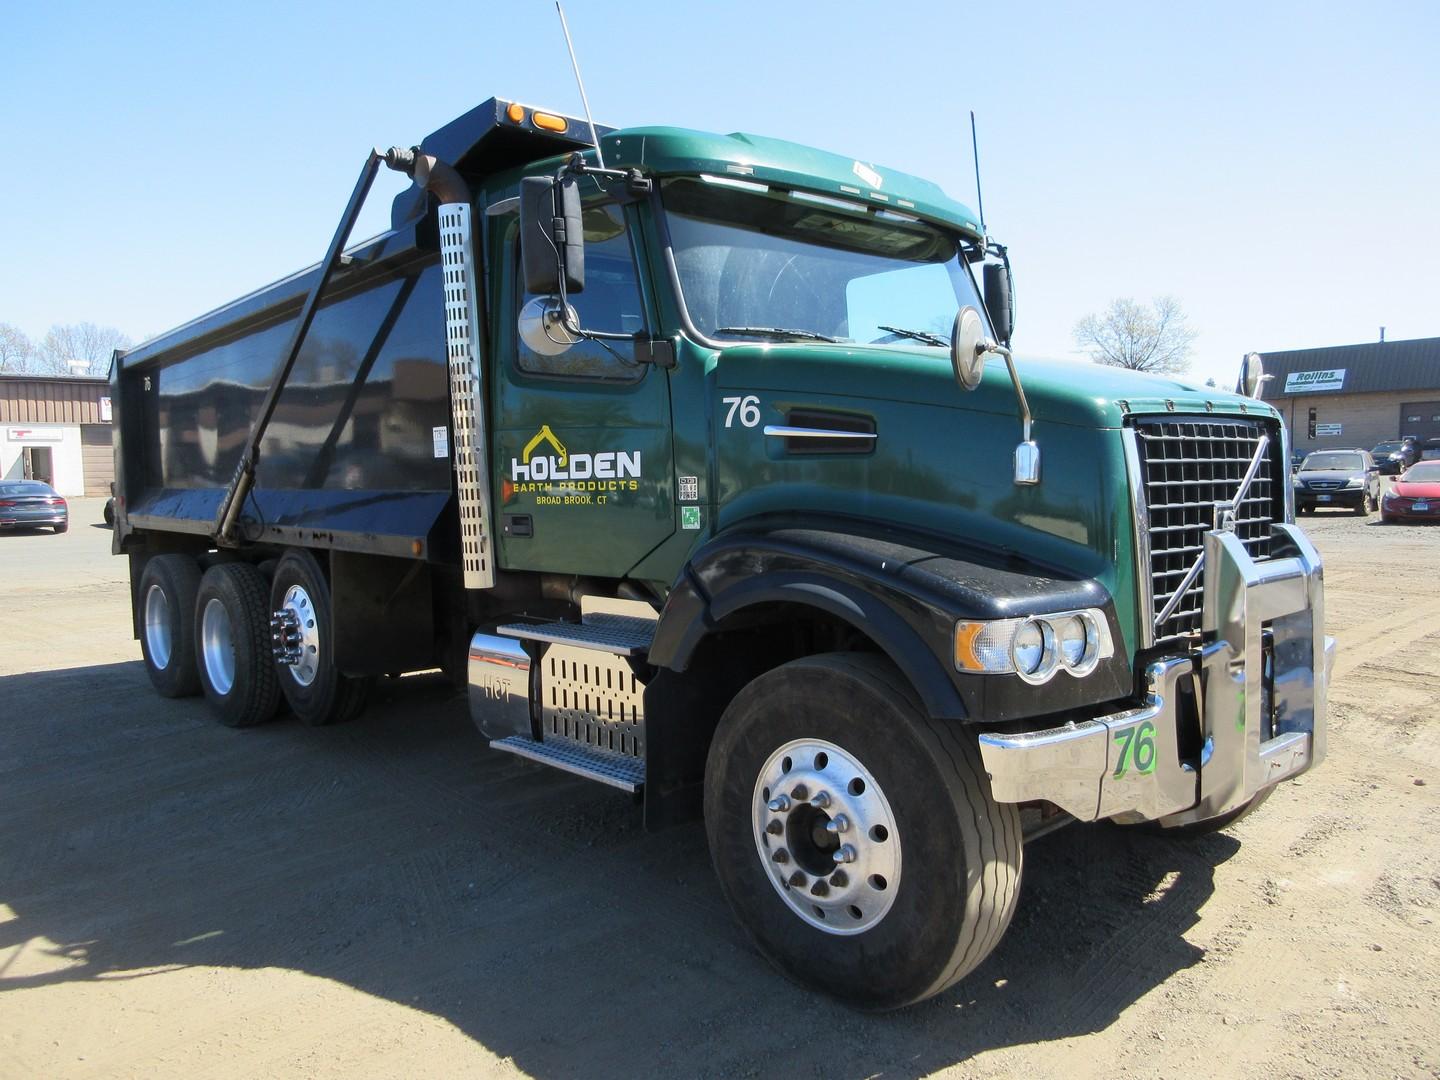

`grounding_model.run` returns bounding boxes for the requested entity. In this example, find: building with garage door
[0,375,113,497]
[1253,336,1440,455]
